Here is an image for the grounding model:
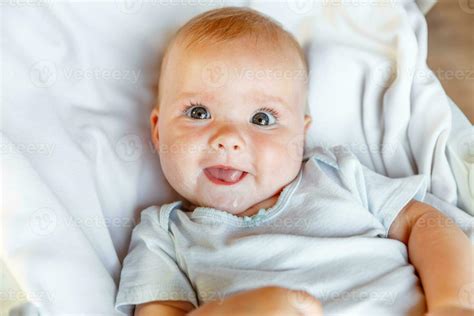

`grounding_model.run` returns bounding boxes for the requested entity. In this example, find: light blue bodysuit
[116,146,428,315]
